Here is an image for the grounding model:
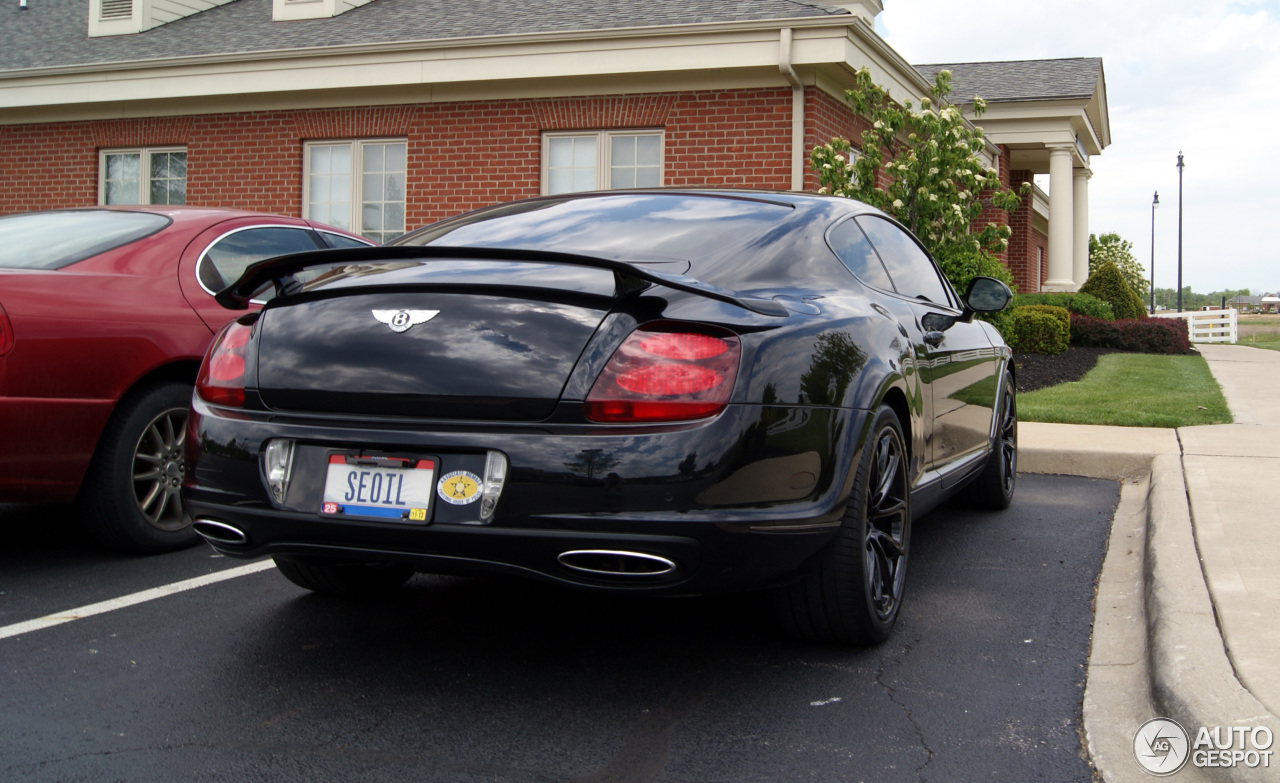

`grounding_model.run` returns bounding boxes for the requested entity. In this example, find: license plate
[321,454,435,522]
